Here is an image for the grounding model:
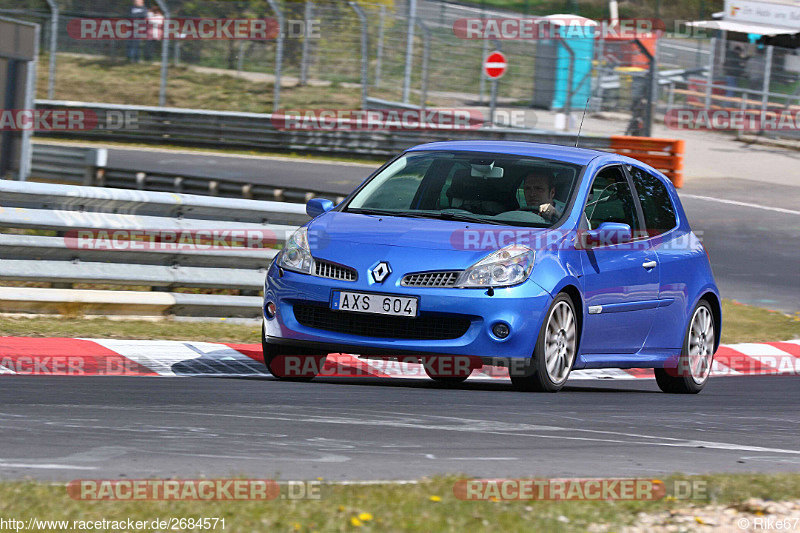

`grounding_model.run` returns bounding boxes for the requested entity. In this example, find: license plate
[331,291,418,317]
